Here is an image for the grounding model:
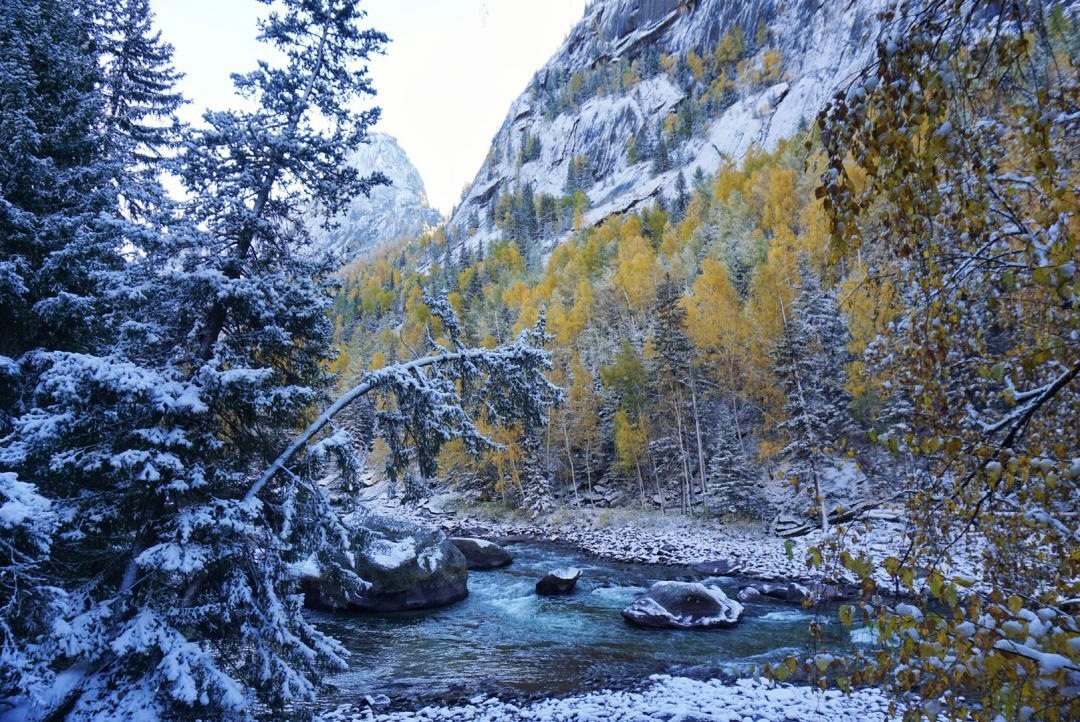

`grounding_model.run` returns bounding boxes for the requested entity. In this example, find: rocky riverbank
[360,489,983,593]
[322,674,903,722]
